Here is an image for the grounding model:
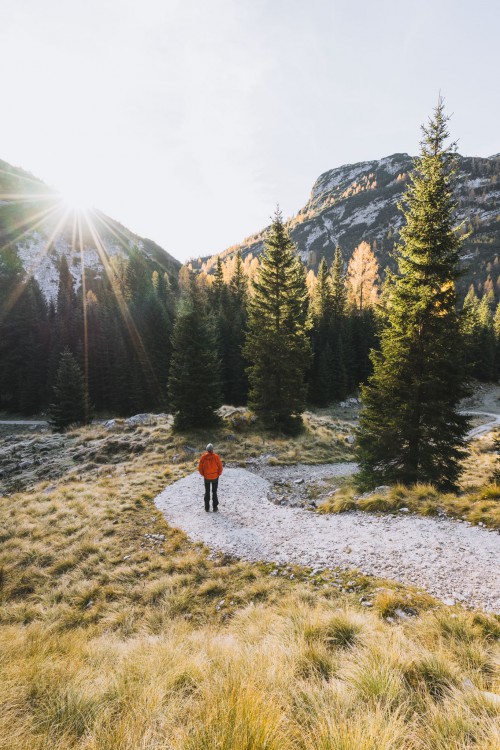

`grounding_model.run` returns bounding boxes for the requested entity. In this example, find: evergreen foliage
[0,268,49,415]
[244,209,311,432]
[168,277,222,429]
[48,349,91,431]
[309,258,336,405]
[356,101,470,491]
